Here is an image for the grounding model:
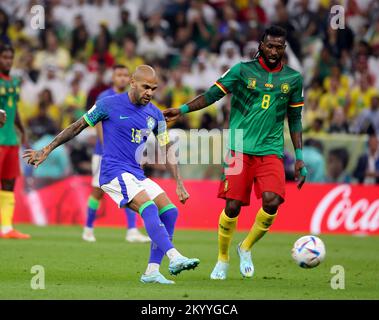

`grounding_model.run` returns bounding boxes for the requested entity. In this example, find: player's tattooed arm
[23,117,89,167]
[162,141,190,204]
